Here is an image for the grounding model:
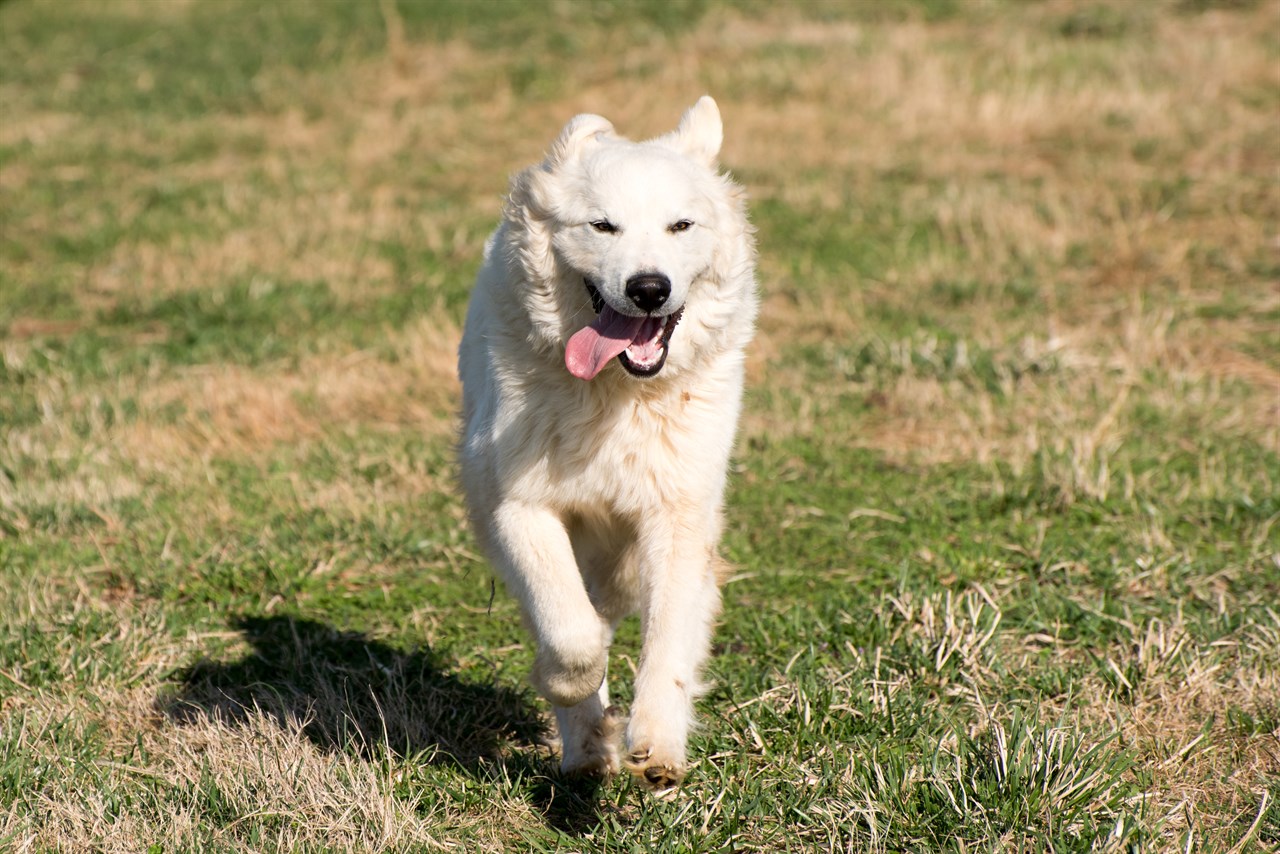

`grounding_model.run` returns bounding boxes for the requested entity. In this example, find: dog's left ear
[655,95,722,168]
